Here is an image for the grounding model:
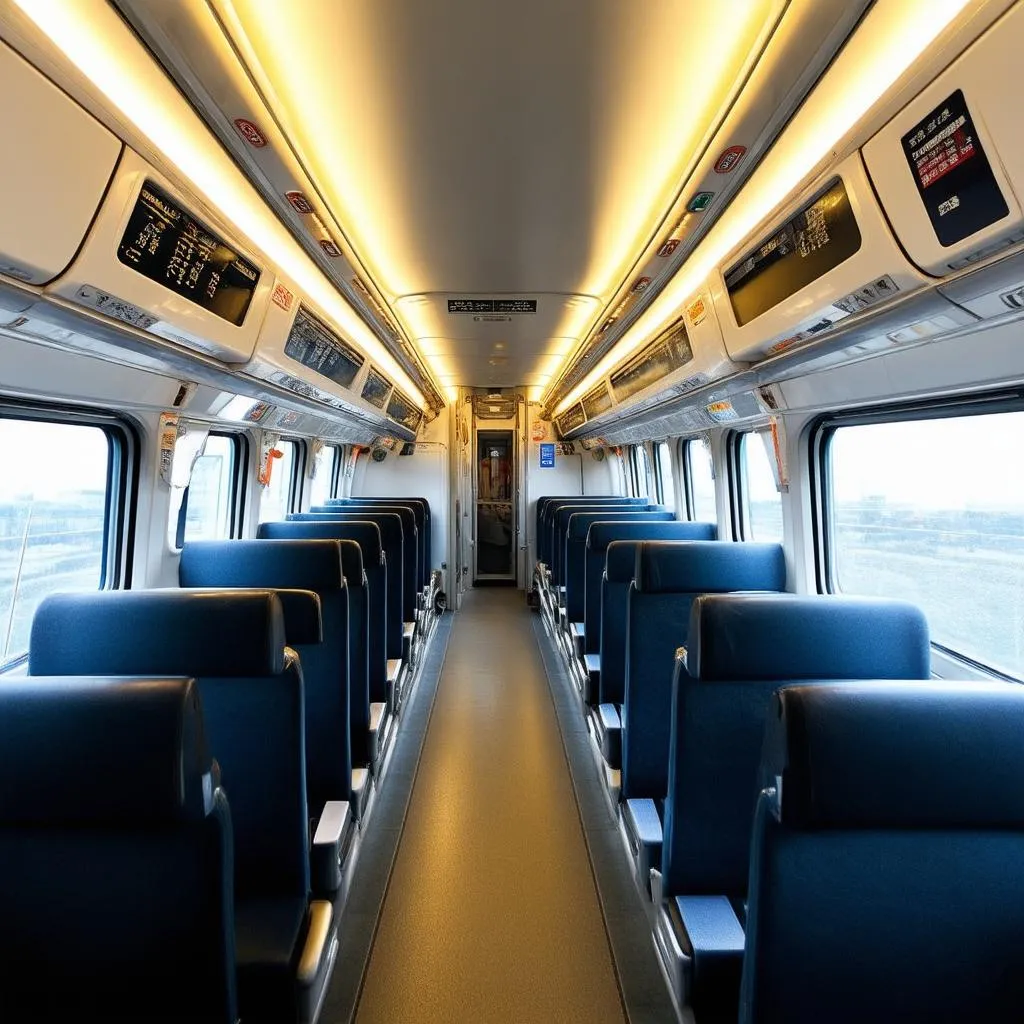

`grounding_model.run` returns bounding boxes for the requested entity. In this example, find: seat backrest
[662,594,931,900]
[289,511,404,659]
[622,541,786,801]
[552,502,660,586]
[30,589,310,902]
[0,675,235,1022]
[584,520,716,654]
[328,497,430,587]
[741,682,1024,1024]
[599,540,646,706]
[538,496,644,567]
[260,520,387,705]
[564,510,676,622]
[179,538,368,798]
[314,503,420,601]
